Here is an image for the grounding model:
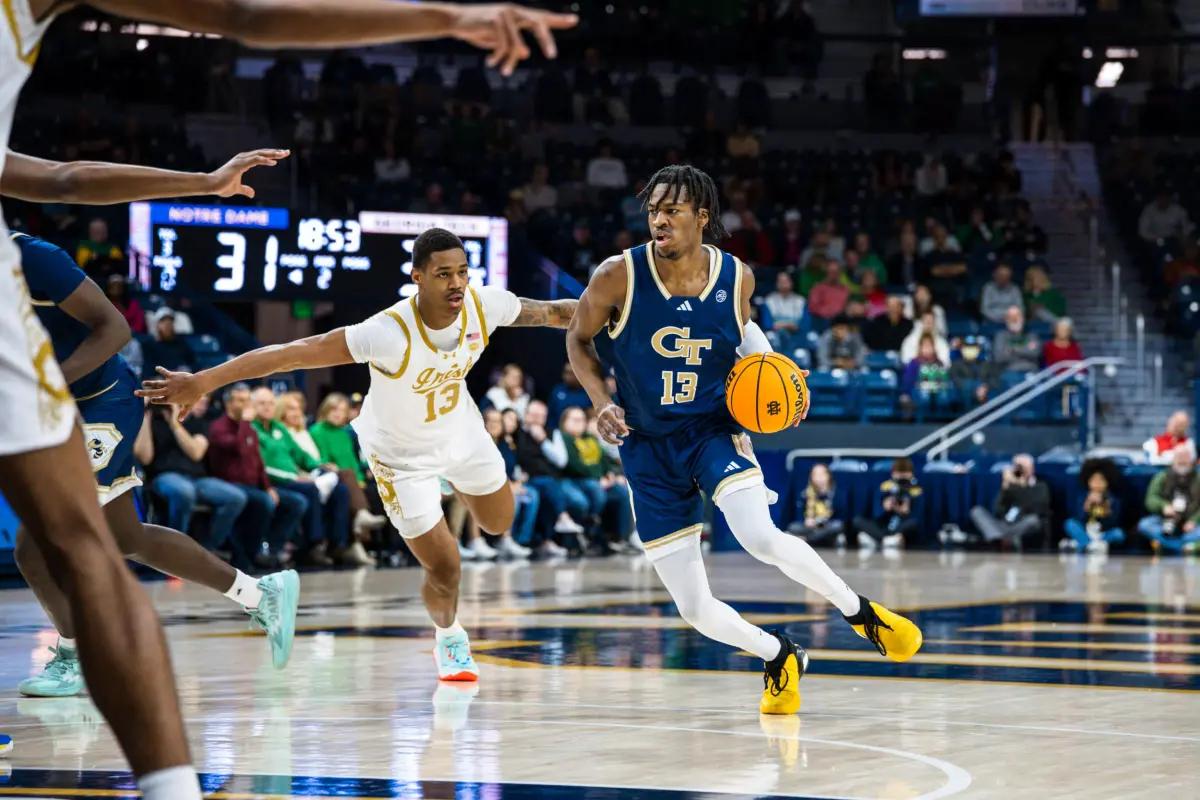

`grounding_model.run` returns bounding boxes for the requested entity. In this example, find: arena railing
[784,356,1123,467]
